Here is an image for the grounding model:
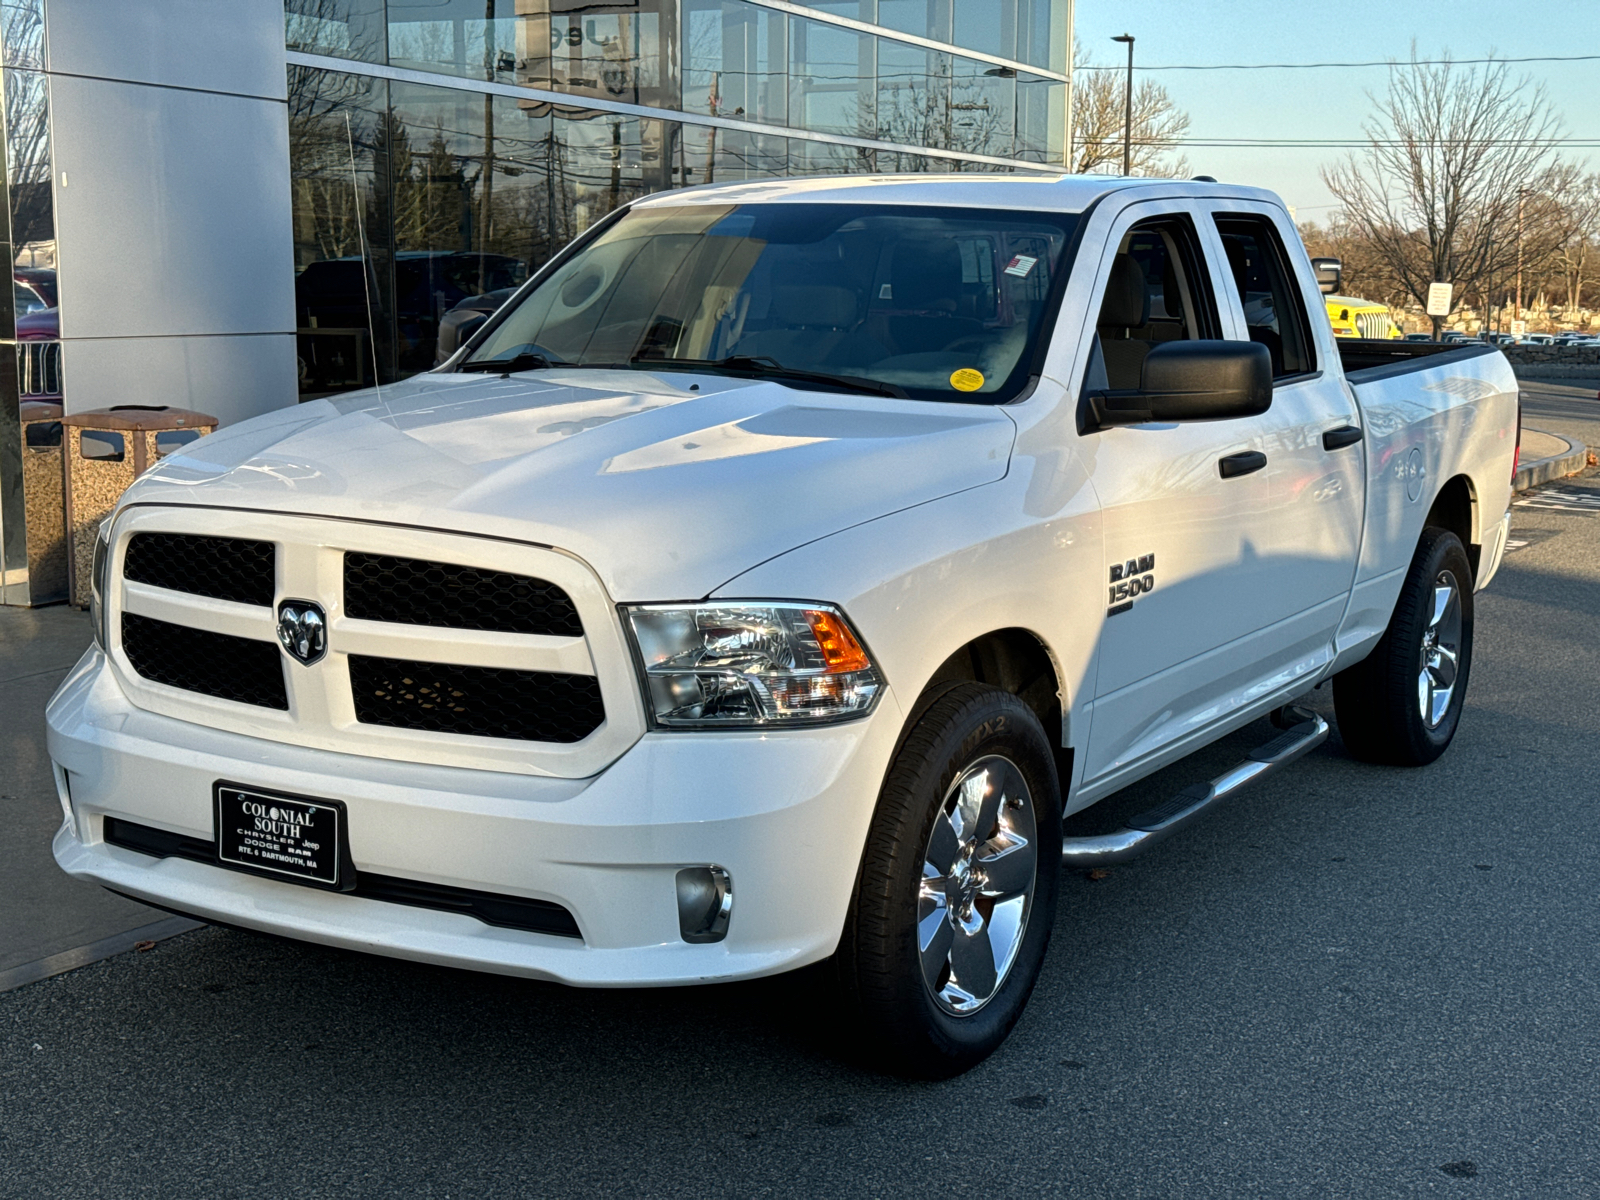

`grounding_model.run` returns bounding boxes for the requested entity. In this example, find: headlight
[625,603,882,728]
[89,522,111,652]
